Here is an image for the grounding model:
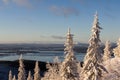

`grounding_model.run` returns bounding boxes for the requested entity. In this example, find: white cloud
[2,0,32,7]
[49,5,79,17]
[12,0,31,7]
[2,0,9,5]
